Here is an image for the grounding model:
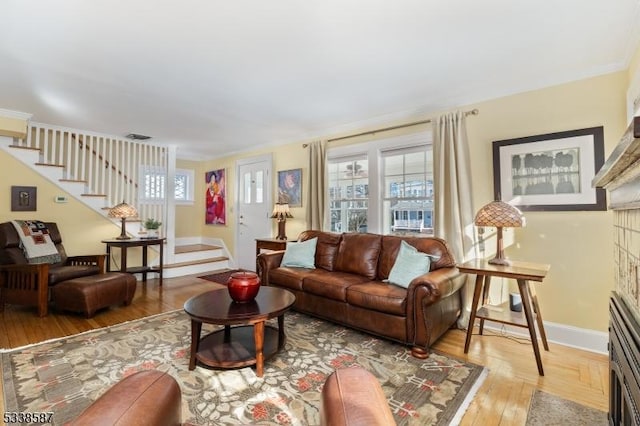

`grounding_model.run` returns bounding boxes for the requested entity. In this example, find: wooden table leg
[479,276,491,335]
[142,246,148,282]
[464,274,485,353]
[518,279,544,376]
[106,245,112,272]
[158,240,163,286]
[189,319,202,370]
[277,314,286,350]
[254,321,265,377]
[528,283,549,351]
[223,325,231,343]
